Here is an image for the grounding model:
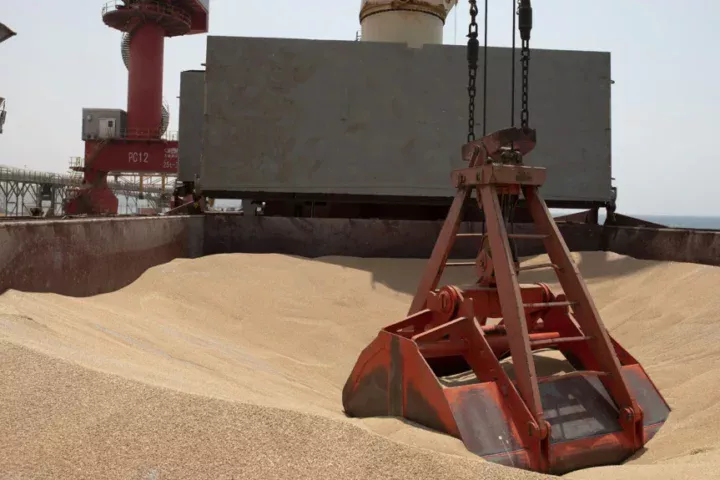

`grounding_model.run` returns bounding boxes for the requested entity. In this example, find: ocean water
[599,213,720,230]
